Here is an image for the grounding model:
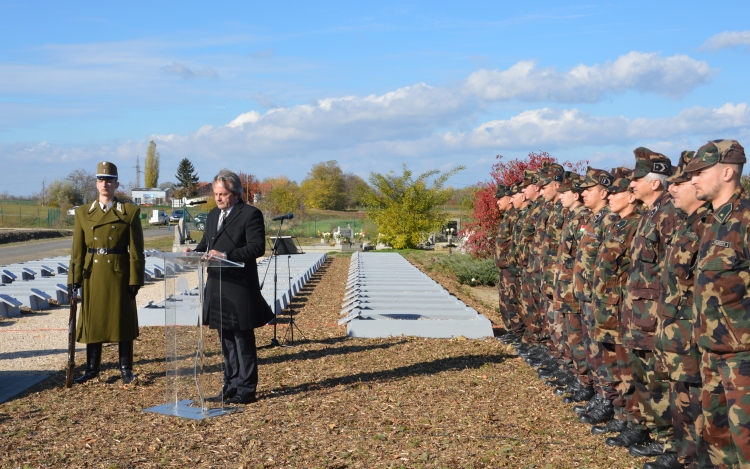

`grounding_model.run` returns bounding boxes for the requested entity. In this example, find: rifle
[65,285,78,388]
